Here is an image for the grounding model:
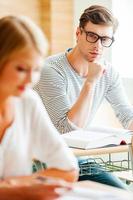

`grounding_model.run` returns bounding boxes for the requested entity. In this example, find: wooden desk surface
[71,144,130,156]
